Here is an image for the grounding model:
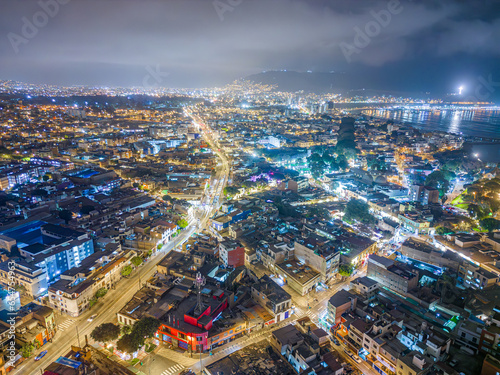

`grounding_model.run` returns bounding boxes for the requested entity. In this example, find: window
[197,336,203,342]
